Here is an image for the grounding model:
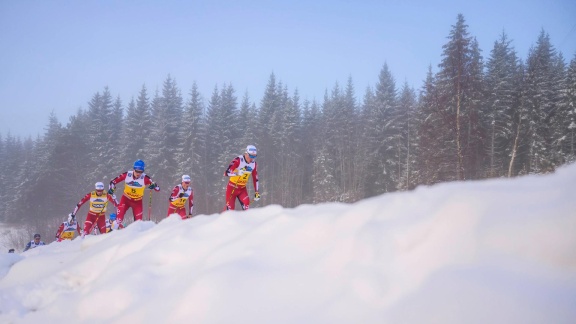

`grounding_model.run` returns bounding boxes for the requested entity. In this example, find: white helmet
[95,182,105,190]
[182,175,191,183]
[246,145,257,157]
